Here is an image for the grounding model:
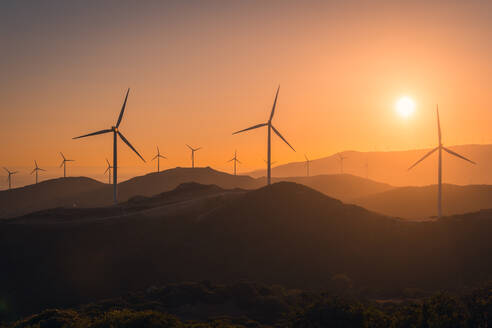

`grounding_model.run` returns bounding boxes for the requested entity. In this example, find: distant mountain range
[1,182,491,319]
[247,144,492,186]
[1,167,491,219]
